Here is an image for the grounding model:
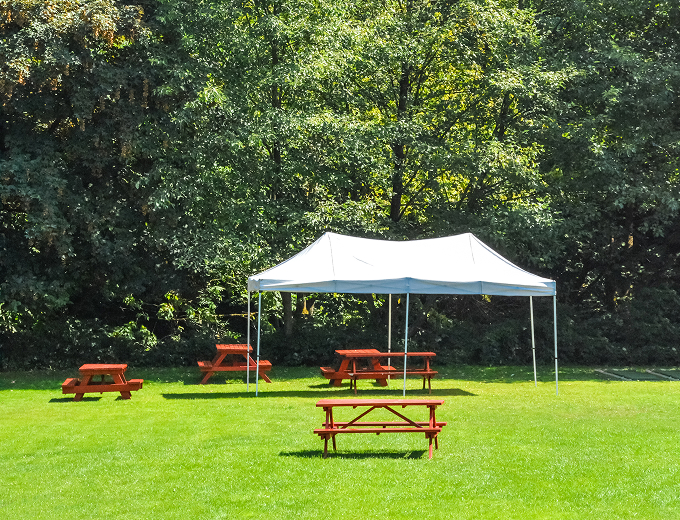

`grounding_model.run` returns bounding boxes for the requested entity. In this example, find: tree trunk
[390,62,411,222]
[282,292,293,336]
